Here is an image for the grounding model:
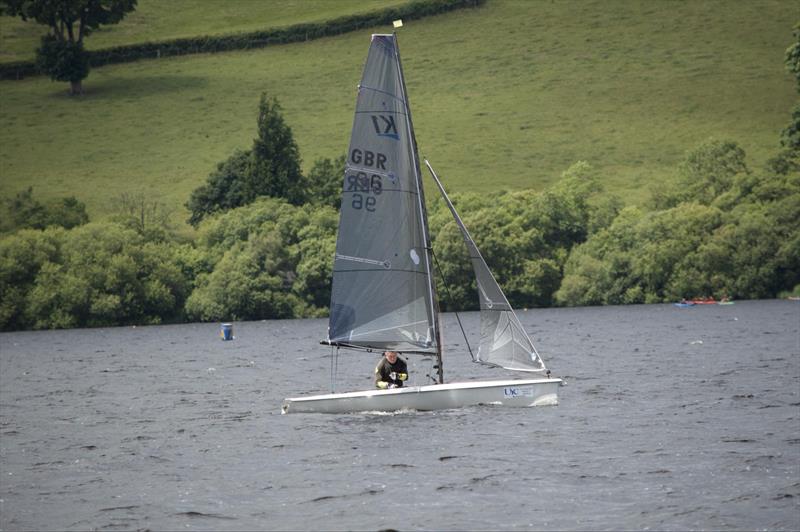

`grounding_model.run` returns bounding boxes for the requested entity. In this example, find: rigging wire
[431,249,475,362]
[421,356,438,384]
[330,345,340,394]
[329,344,334,393]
